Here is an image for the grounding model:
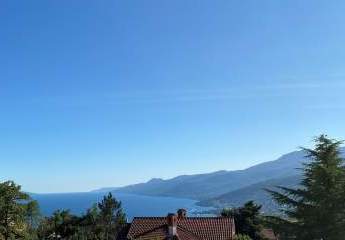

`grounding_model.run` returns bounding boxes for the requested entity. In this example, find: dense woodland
[1,135,345,240]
